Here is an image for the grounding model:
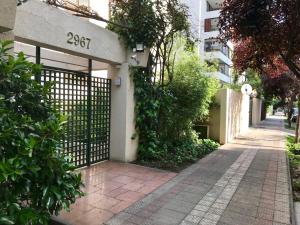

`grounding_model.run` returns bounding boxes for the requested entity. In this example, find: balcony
[204,10,220,20]
[206,0,222,11]
[204,39,233,65]
[207,71,231,83]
